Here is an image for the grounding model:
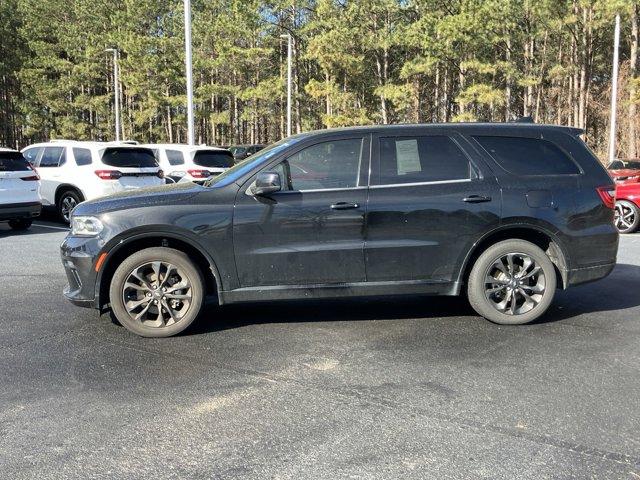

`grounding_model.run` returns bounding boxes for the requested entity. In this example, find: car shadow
[185,263,640,335]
